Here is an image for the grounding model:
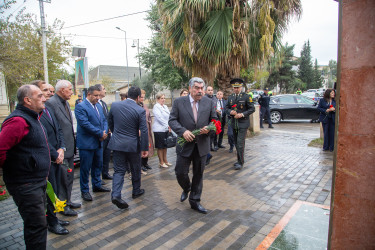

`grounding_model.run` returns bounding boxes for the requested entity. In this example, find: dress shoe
[165,162,172,166]
[93,186,111,192]
[210,147,217,152]
[268,126,274,128]
[58,219,70,226]
[159,163,168,168]
[234,163,243,170]
[180,190,189,202]
[218,145,225,148]
[189,201,208,214]
[101,180,106,186]
[48,223,69,235]
[206,154,212,165]
[112,197,129,209]
[68,202,81,209]
[102,174,113,180]
[233,162,240,166]
[229,148,233,153]
[81,192,93,201]
[141,166,148,172]
[144,164,152,170]
[132,189,145,199]
[60,206,78,216]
